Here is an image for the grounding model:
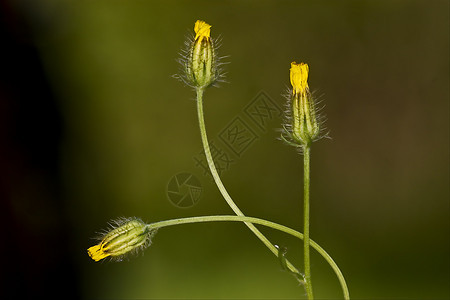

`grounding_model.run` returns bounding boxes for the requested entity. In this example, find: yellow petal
[290,62,309,94]
[87,244,109,262]
[194,20,211,41]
